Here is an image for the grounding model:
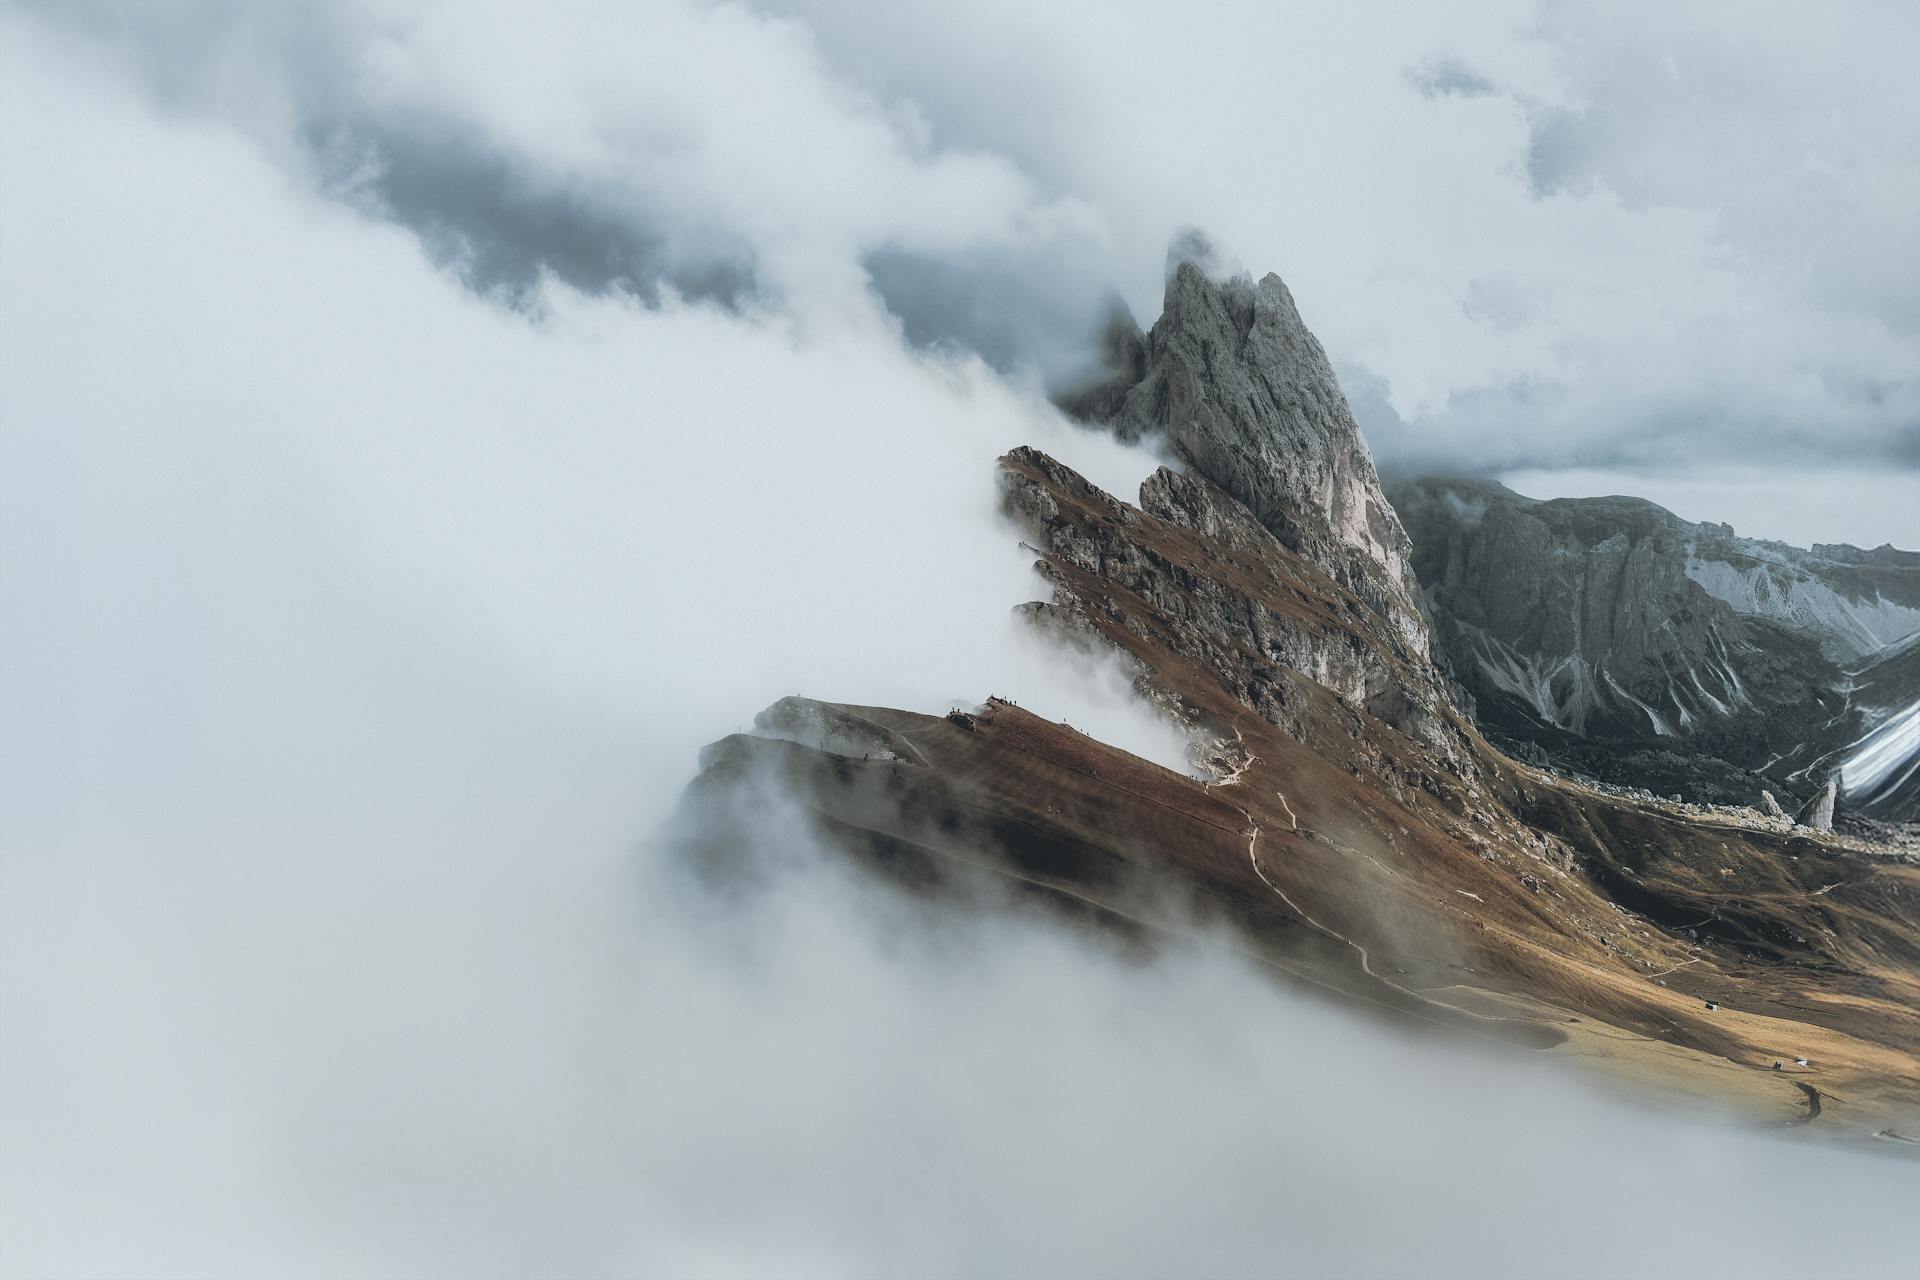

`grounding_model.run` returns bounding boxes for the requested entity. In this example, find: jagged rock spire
[1062,253,1428,653]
